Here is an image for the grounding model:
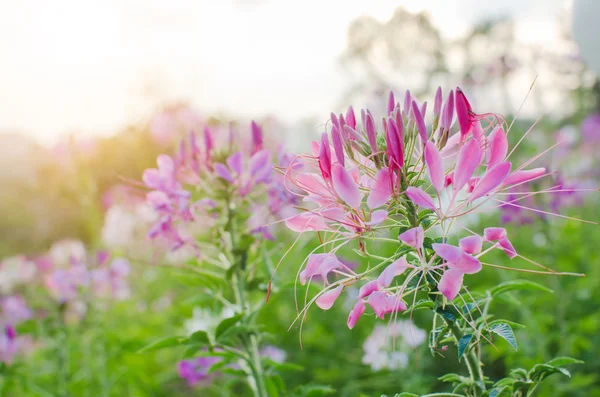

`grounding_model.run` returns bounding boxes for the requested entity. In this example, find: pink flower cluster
[0,296,32,364]
[284,88,567,329]
[143,121,298,252]
[43,243,131,305]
